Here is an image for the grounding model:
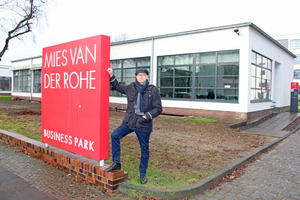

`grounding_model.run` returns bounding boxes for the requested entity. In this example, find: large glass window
[110,57,150,96]
[13,69,31,92]
[158,50,239,102]
[33,69,41,93]
[0,77,11,91]
[250,51,272,101]
[290,39,300,50]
